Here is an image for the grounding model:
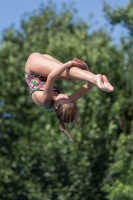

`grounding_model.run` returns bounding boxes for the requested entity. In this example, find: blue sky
[0,0,129,43]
